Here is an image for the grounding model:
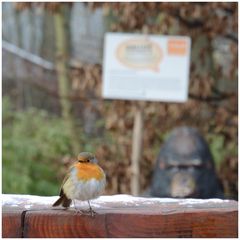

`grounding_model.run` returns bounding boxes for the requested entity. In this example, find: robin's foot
[86,200,96,217]
[74,209,84,215]
[73,208,96,217]
[84,207,96,217]
[89,208,96,217]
